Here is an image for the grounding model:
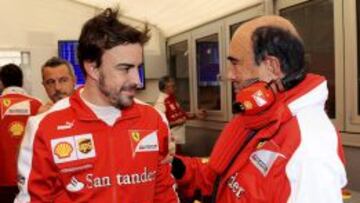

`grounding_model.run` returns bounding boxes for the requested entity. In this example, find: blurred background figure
[0,64,42,203]
[154,75,207,154]
[38,57,76,113]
